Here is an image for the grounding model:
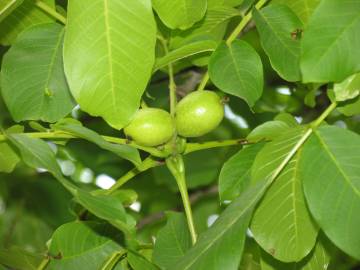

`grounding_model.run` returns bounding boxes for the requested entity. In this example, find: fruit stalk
[166,155,197,244]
